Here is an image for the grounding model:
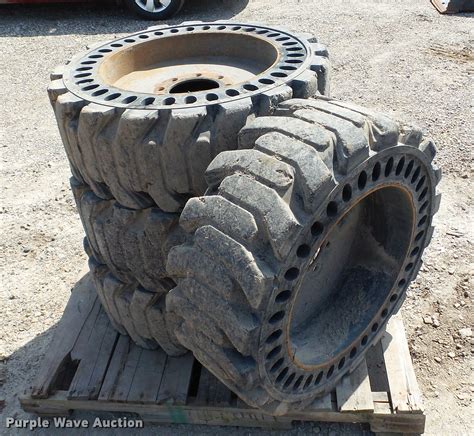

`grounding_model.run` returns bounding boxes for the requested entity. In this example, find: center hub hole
[170,78,220,94]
